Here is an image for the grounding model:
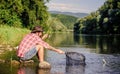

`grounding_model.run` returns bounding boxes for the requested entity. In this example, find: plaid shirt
[17,33,49,57]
